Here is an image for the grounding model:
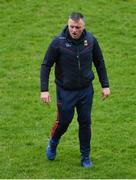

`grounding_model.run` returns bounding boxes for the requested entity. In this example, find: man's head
[68,12,85,39]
